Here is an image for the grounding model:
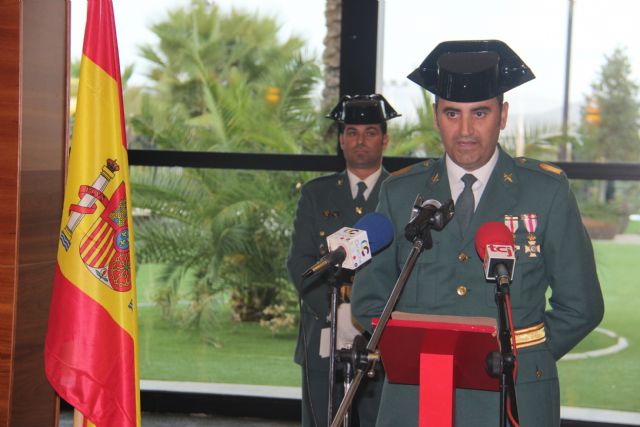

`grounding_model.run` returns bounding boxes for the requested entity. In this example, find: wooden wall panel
[0,0,67,426]
[0,2,21,425]
[11,0,68,424]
